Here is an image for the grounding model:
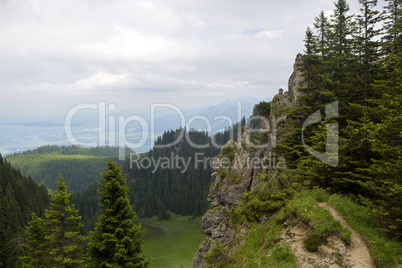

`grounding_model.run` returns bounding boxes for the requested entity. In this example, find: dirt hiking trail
[318,202,375,268]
